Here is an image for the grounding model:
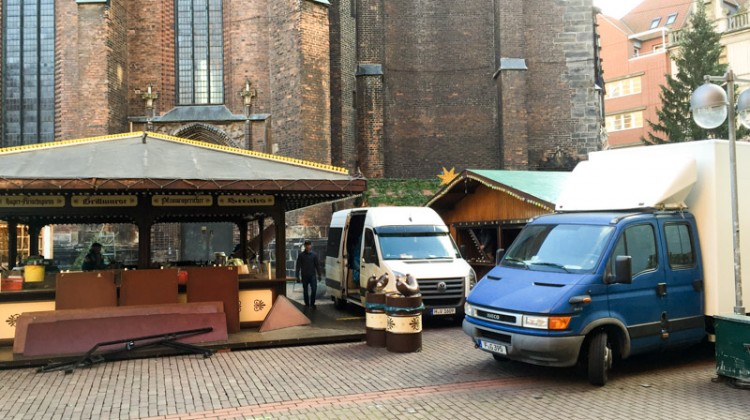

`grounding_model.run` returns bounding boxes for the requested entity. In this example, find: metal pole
[726,70,746,315]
